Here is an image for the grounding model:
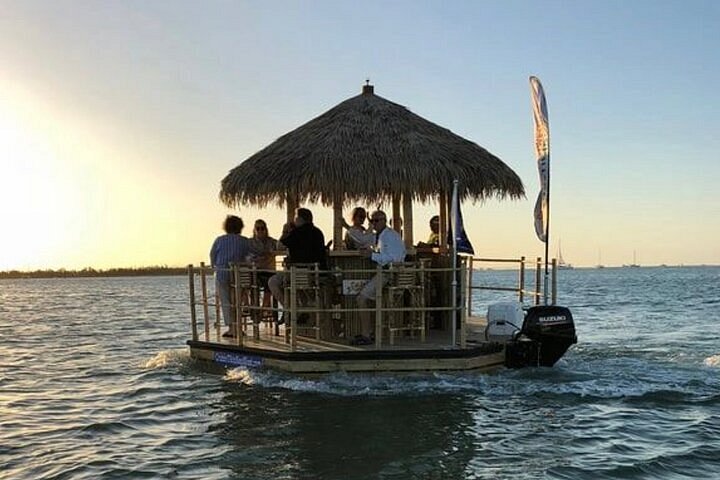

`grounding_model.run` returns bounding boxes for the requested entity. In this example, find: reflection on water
[1,269,720,479]
[212,386,475,480]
